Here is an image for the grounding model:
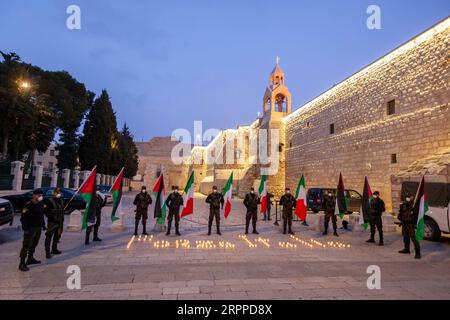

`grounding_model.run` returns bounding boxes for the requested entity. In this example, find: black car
[0,198,14,229]
[307,188,362,214]
[3,187,86,214]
